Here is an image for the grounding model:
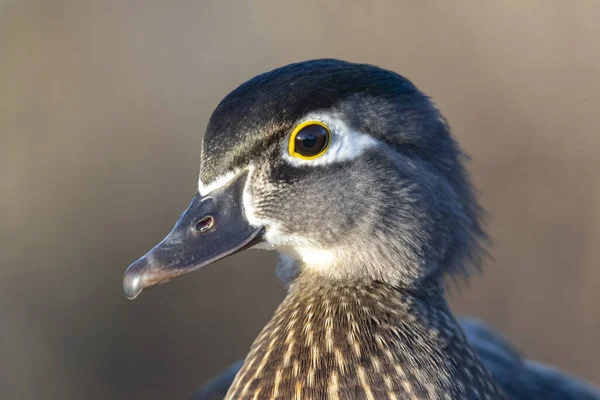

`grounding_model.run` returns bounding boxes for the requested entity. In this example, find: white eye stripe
[197,169,239,196]
[199,115,376,195]
[283,113,379,167]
